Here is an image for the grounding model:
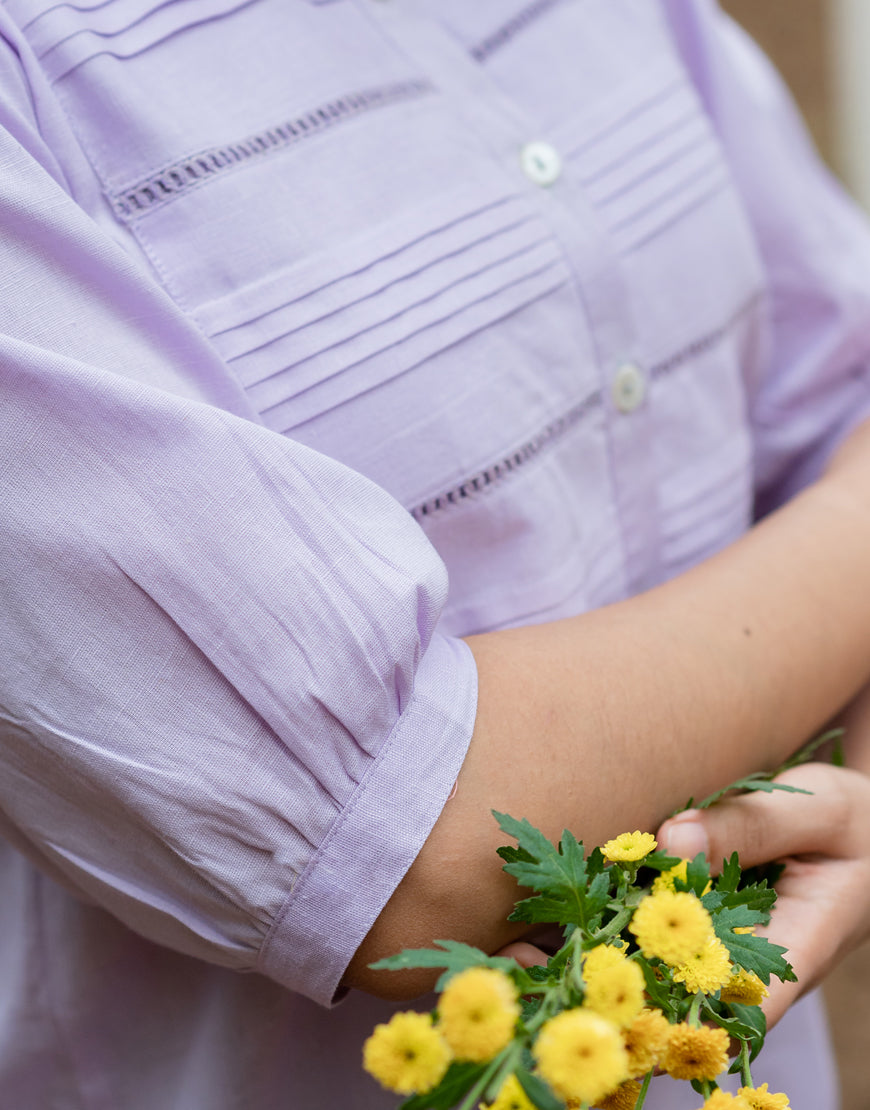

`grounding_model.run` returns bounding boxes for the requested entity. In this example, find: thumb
[657,764,849,873]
